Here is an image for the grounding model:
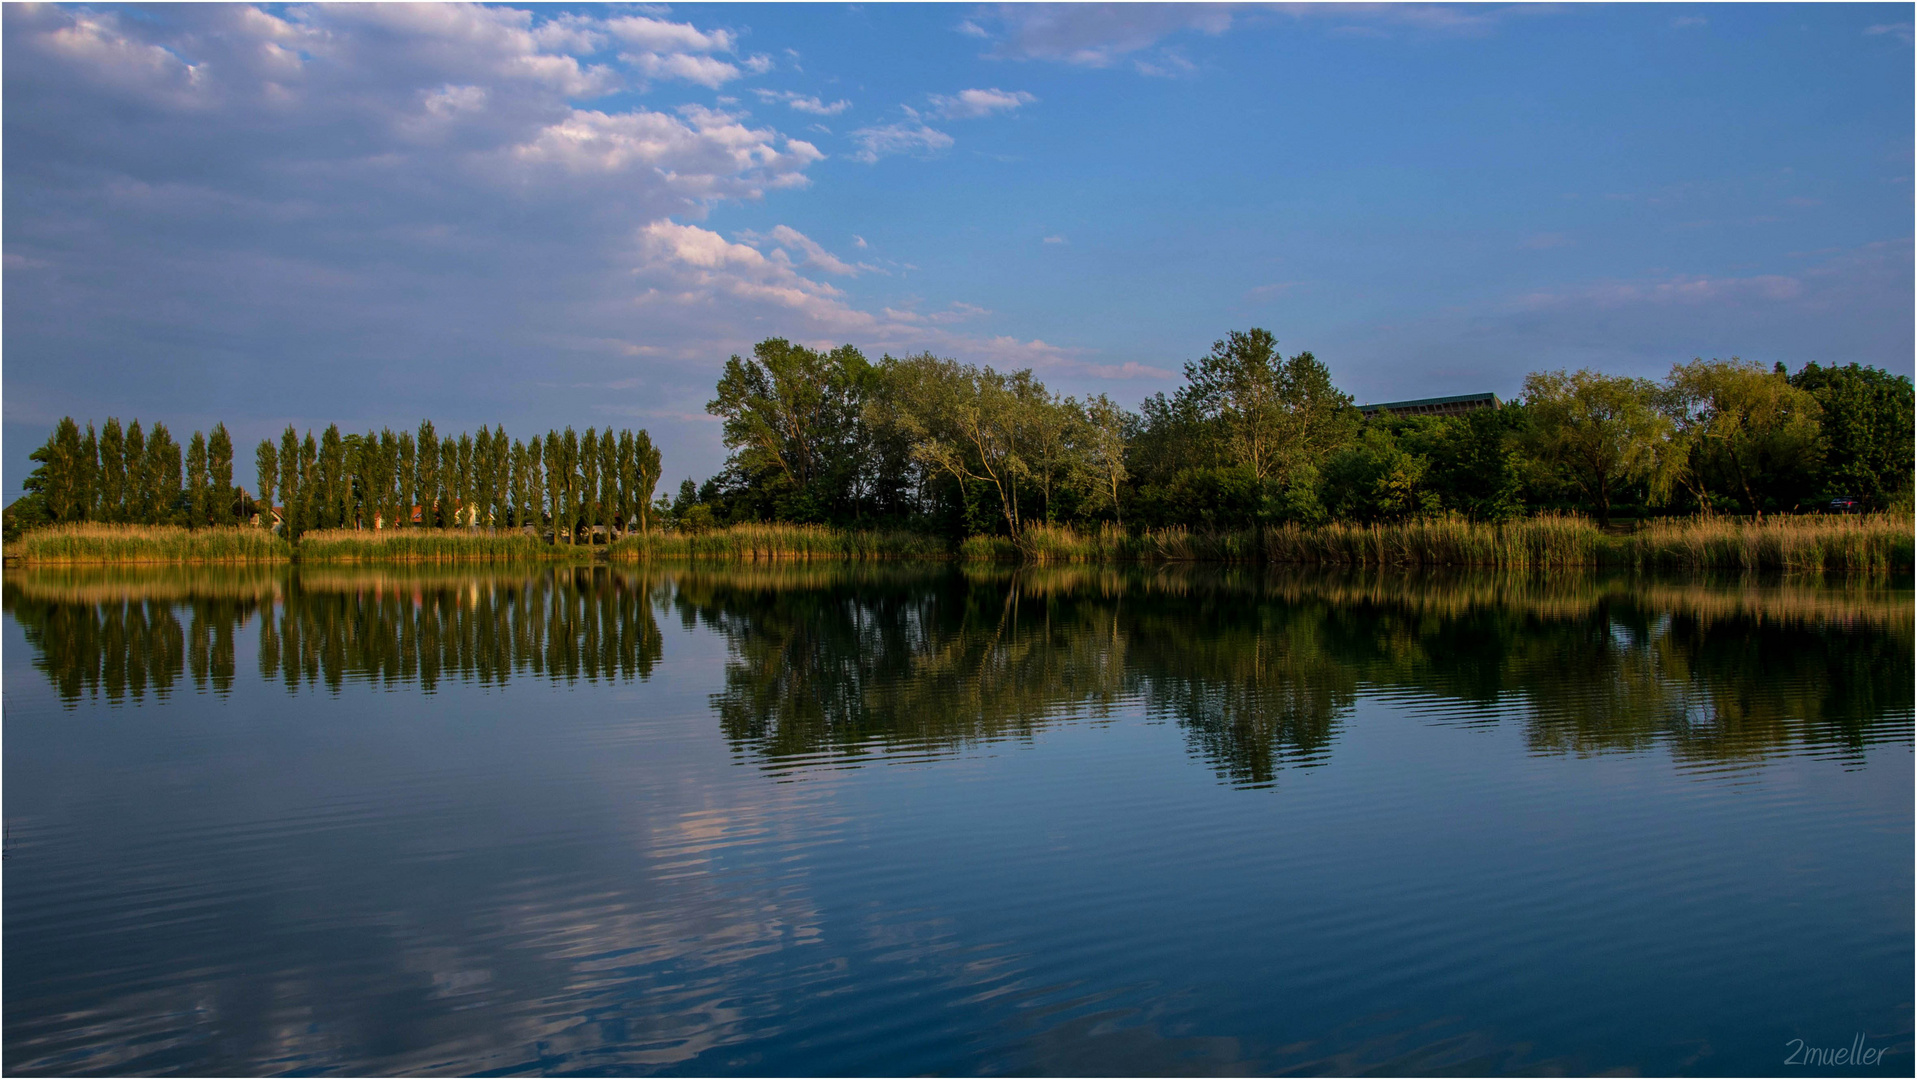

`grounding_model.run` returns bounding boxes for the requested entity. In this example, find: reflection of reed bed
[1269,571,1914,635]
[656,561,952,595]
[611,524,949,562]
[290,564,614,594]
[294,529,586,563]
[2,564,287,606]
[986,562,1913,633]
[5,524,291,564]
